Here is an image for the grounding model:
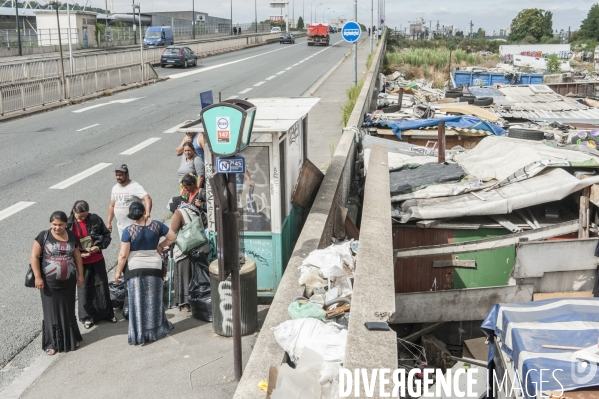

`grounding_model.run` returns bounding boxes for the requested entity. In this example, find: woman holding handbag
[114,202,177,345]
[168,173,209,308]
[29,211,84,355]
[67,200,117,329]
